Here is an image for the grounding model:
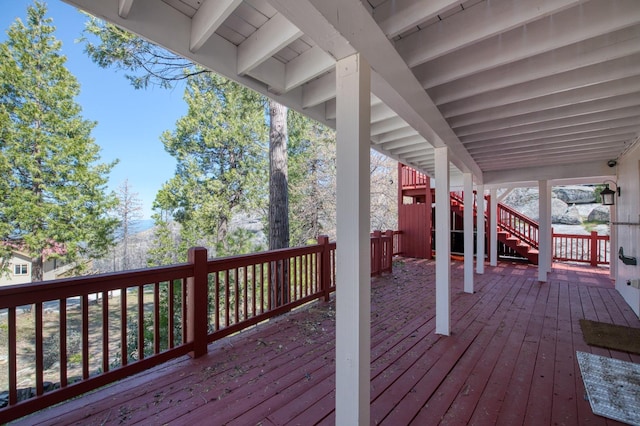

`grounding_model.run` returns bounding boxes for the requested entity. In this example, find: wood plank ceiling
[65,0,640,186]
